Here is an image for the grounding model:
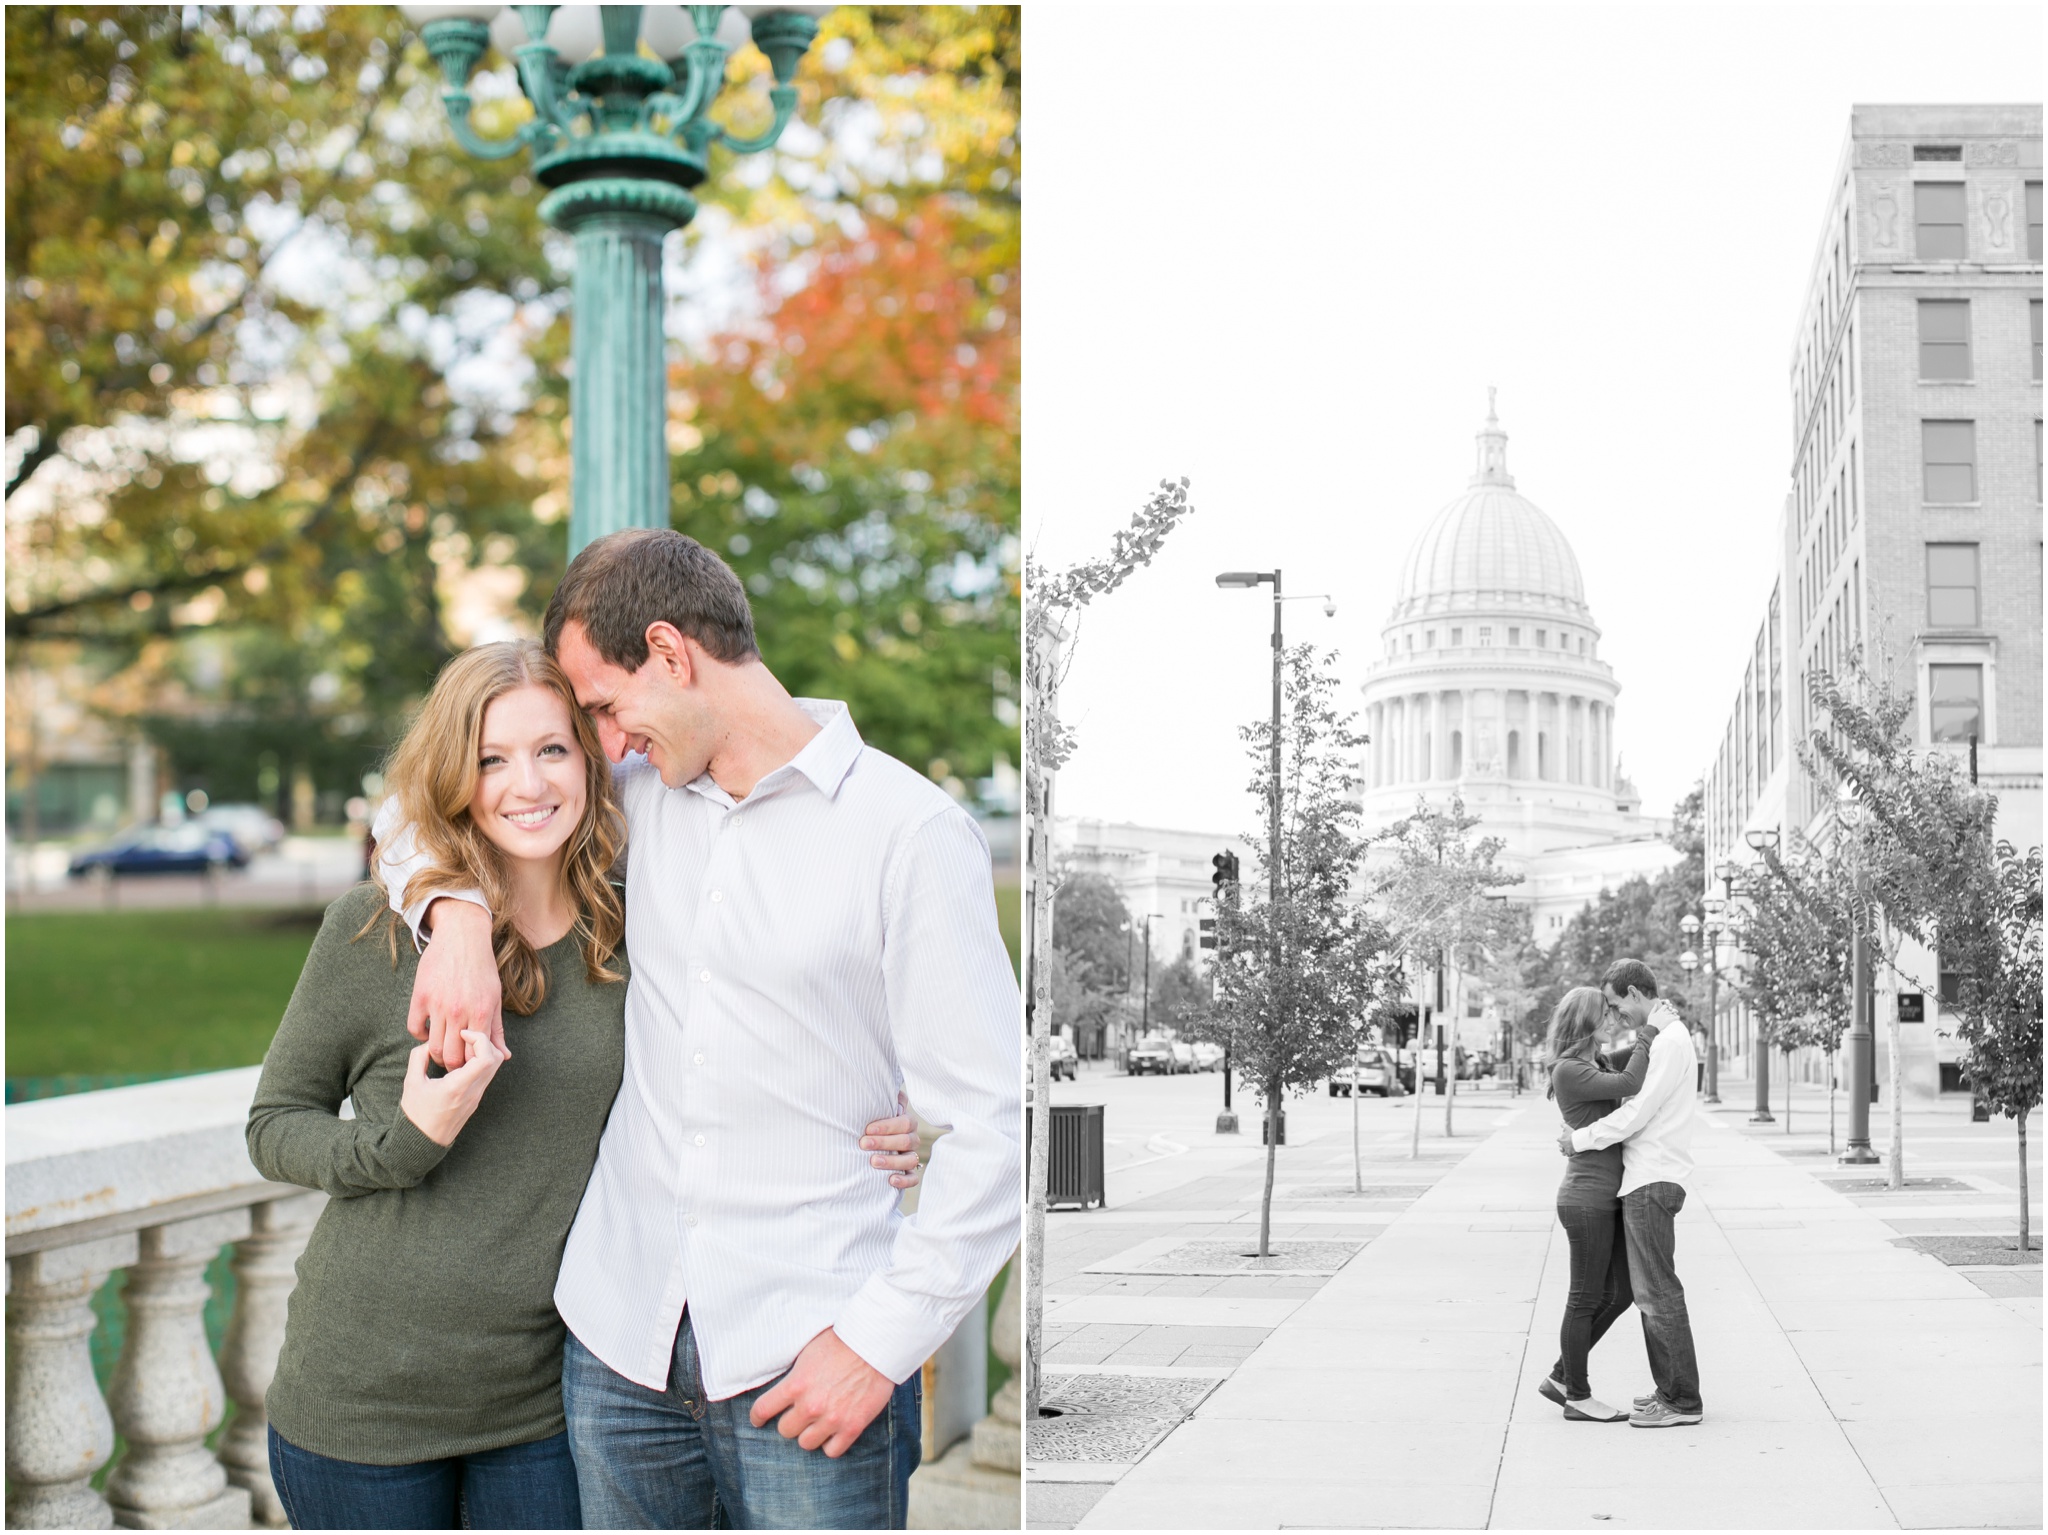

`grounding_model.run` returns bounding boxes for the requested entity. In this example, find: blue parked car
[68,823,250,877]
